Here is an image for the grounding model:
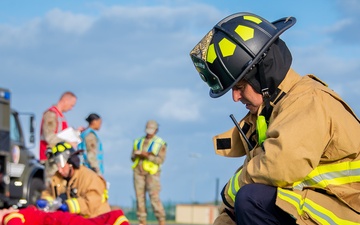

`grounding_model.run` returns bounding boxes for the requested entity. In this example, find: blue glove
[58,203,69,212]
[36,199,48,209]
